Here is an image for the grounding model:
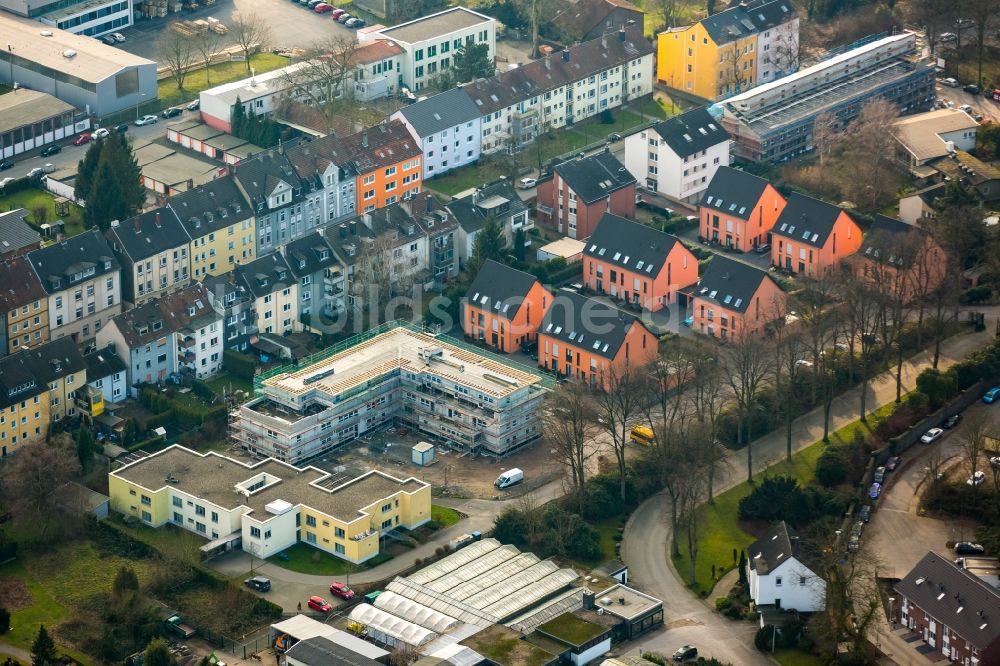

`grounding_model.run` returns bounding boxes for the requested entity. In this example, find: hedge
[0,177,36,196]
[189,378,215,402]
[145,410,175,431]
[223,349,257,381]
